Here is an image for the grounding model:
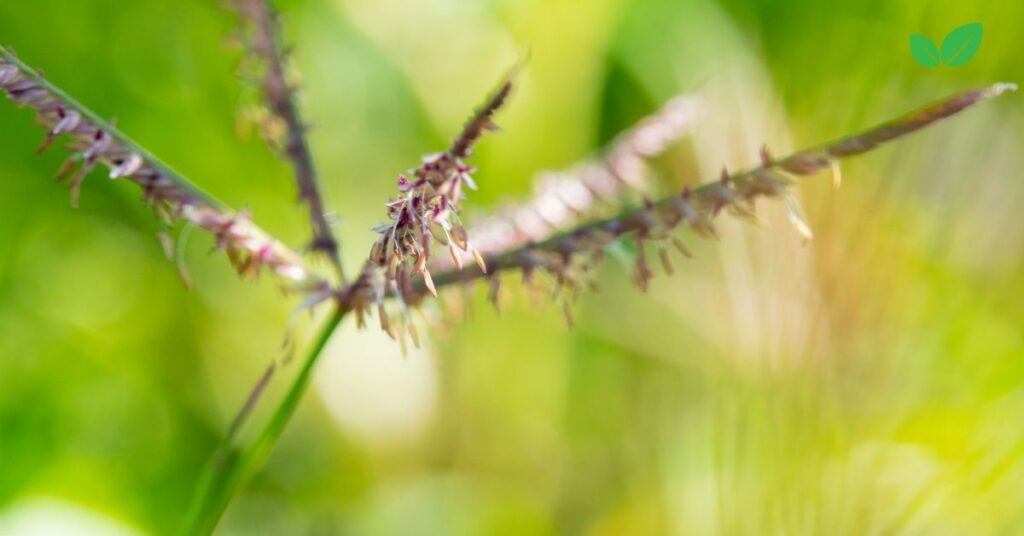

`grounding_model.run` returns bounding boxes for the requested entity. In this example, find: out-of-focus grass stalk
[463,93,699,260]
[231,0,347,284]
